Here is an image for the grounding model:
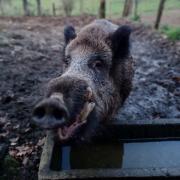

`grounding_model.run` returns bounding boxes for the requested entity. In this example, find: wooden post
[108,0,111,19]
[134,0,138,17]
[52,3,56,16]
[154,0,166,29]
[91,0,93,14]
[122,0,132,17]
[36,0,41,16]
[80,0,83,14]
[22,0,29,16]
[98,0,106,19]
[0,0,4,15]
